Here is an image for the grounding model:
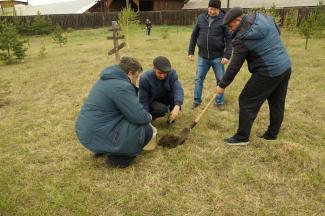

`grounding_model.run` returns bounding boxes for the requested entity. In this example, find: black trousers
[234,68,291,141]
[150,93,175,120]
[107,124,153,168]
